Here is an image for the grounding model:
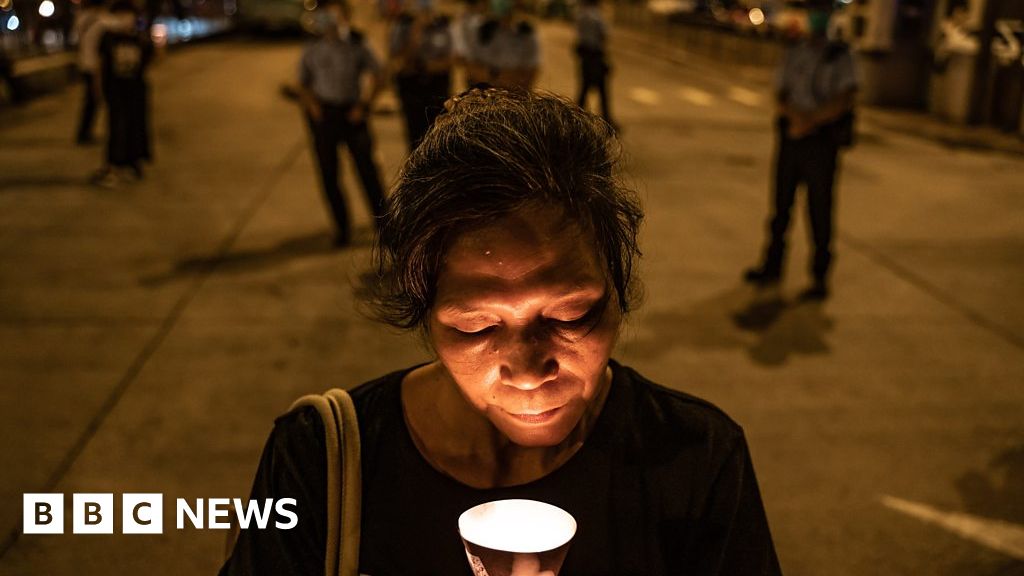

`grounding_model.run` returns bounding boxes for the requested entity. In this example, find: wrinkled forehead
[438,207,607,297]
